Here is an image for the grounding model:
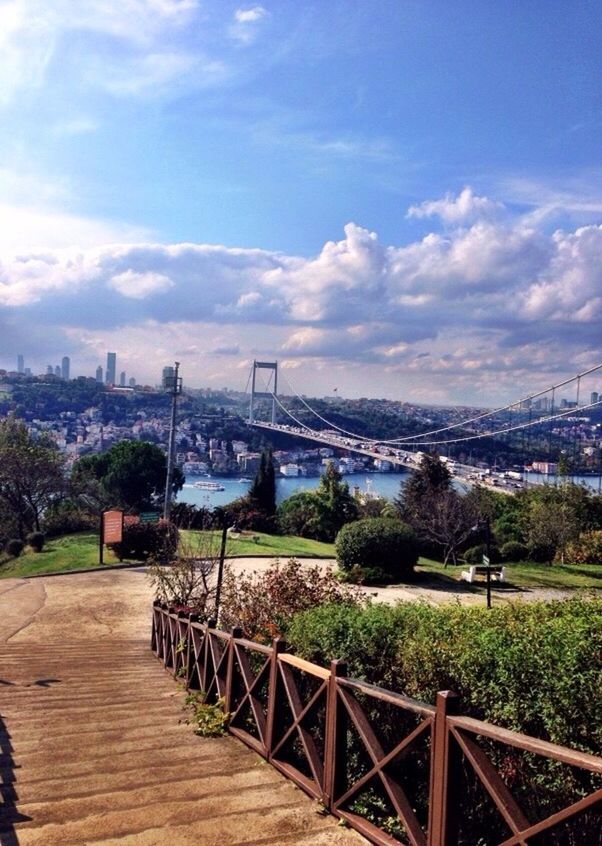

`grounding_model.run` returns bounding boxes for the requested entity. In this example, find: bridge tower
[249,360,278,424]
